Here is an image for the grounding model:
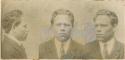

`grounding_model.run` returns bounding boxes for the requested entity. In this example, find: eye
[101,24,108,27]
[64,24,70,26]
[23,24,27,28]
